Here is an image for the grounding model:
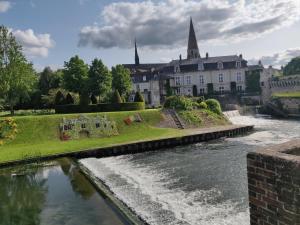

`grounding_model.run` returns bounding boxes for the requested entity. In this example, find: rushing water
[0,158,131,225]
[81,113,300,225]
